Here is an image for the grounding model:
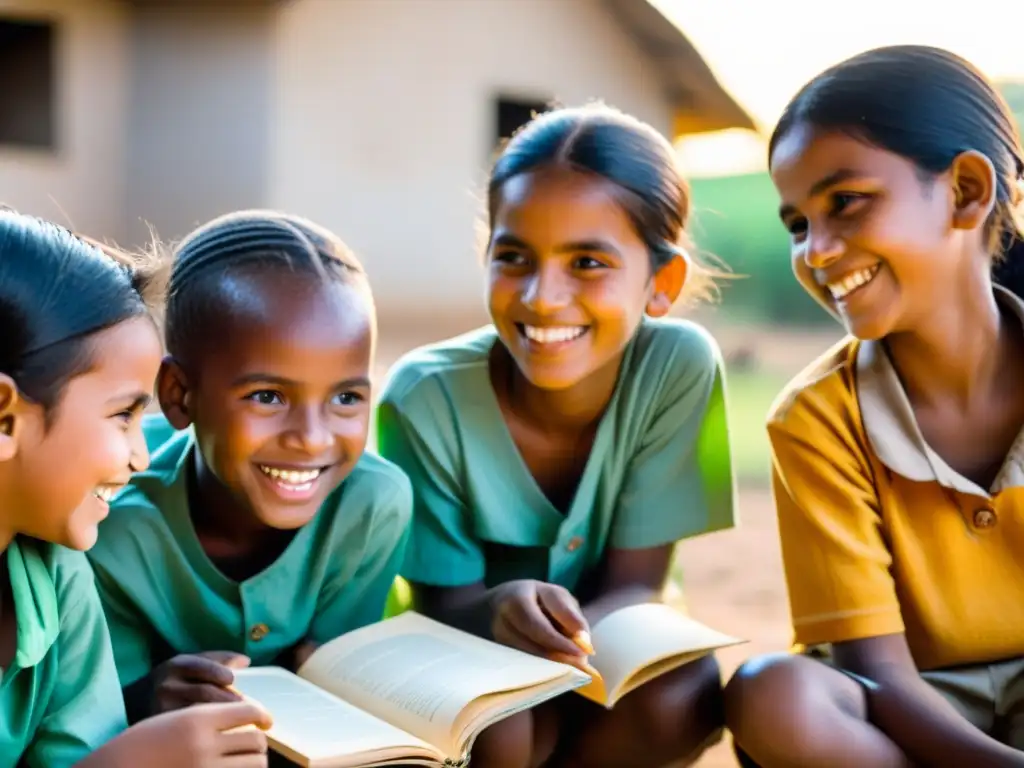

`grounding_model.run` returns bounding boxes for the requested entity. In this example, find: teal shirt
[377,318,735,594]
[0,539,127,767]
[88,417,413,686]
